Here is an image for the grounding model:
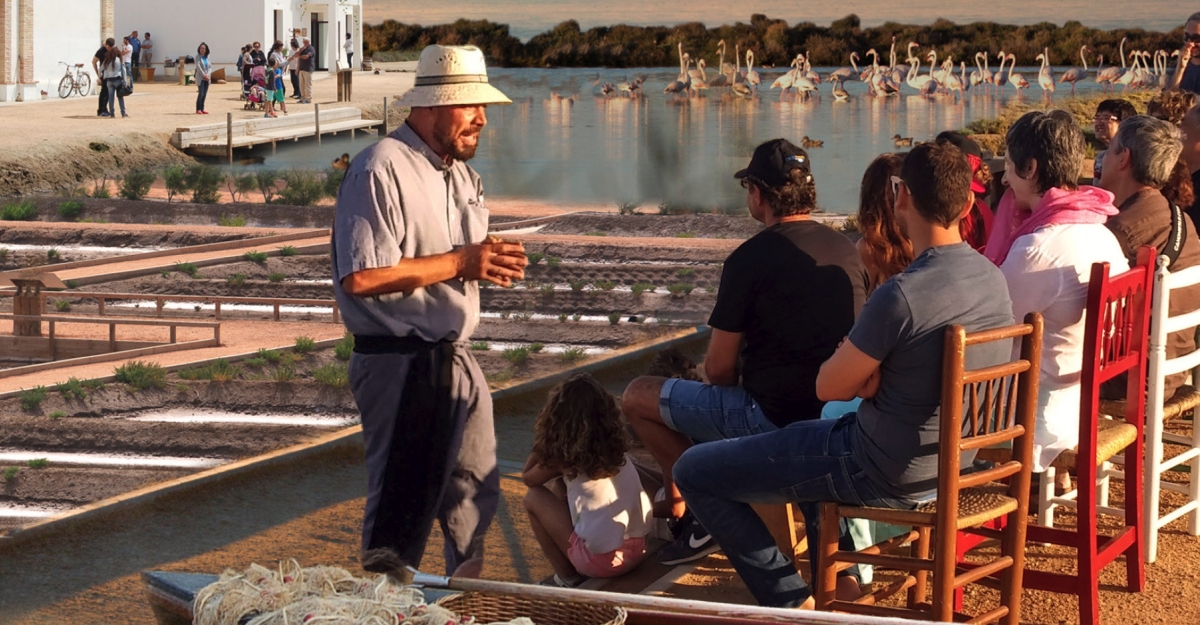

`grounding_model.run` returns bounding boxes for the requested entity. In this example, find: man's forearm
[342,250,462,296]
